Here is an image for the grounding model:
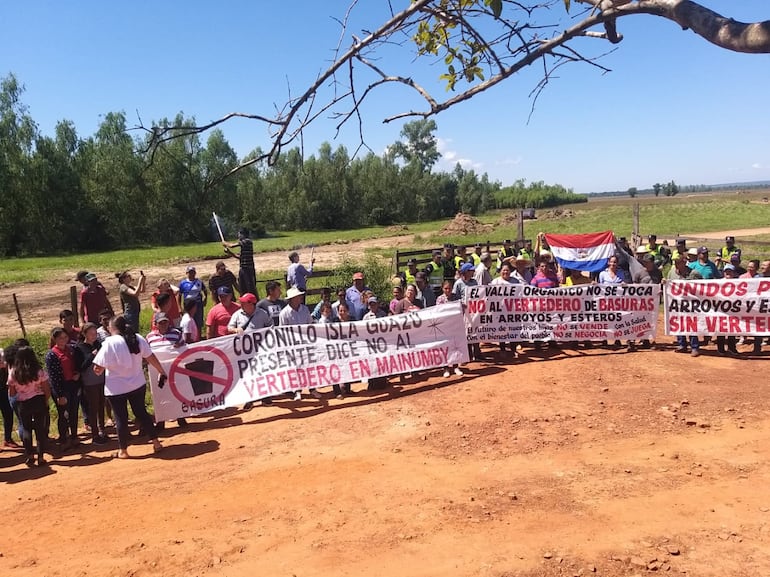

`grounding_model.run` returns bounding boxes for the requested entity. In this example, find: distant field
[0,223,437,284]
[2,190,770,284]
